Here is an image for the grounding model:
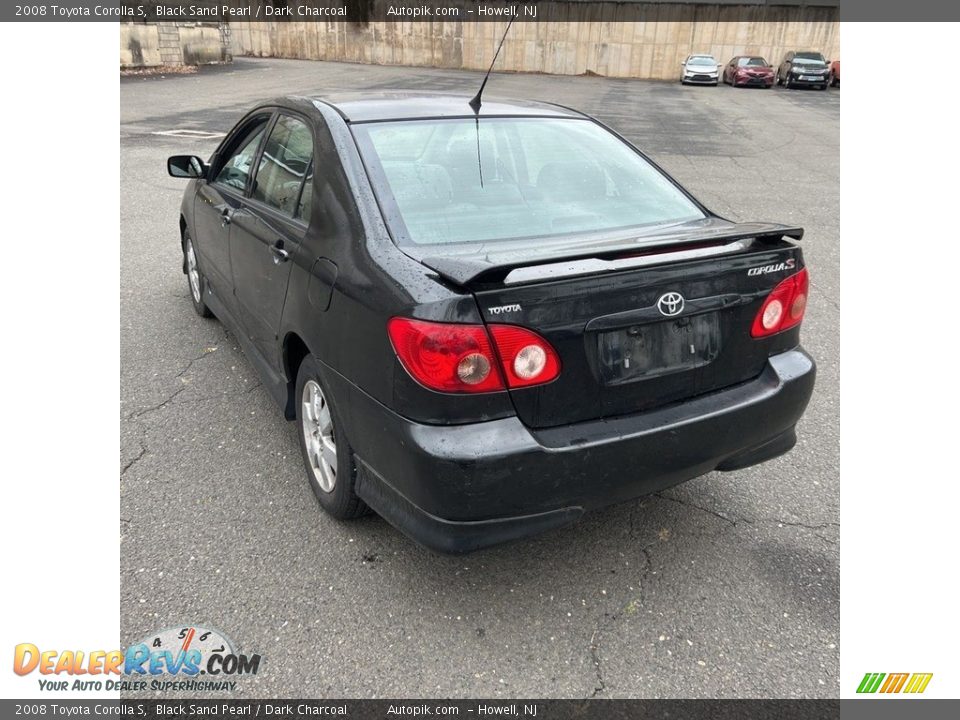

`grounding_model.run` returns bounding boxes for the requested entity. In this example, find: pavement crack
[128,385,188,420]
[588,504,657,699]
[121,443,147,477]
[654,492,740,526]
[653,493,838,537]
[760,518,839,545]
[125,331,228,421]
[766,519,839,531]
